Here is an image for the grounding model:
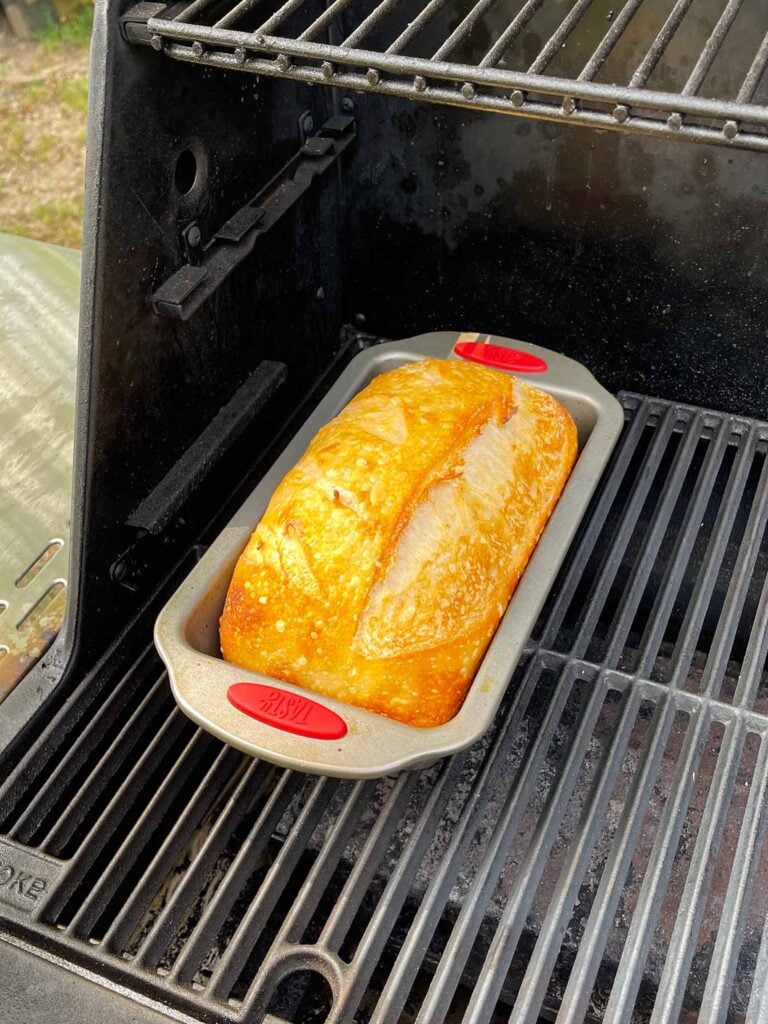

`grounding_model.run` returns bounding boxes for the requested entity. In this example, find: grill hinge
[151,114,356,321]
